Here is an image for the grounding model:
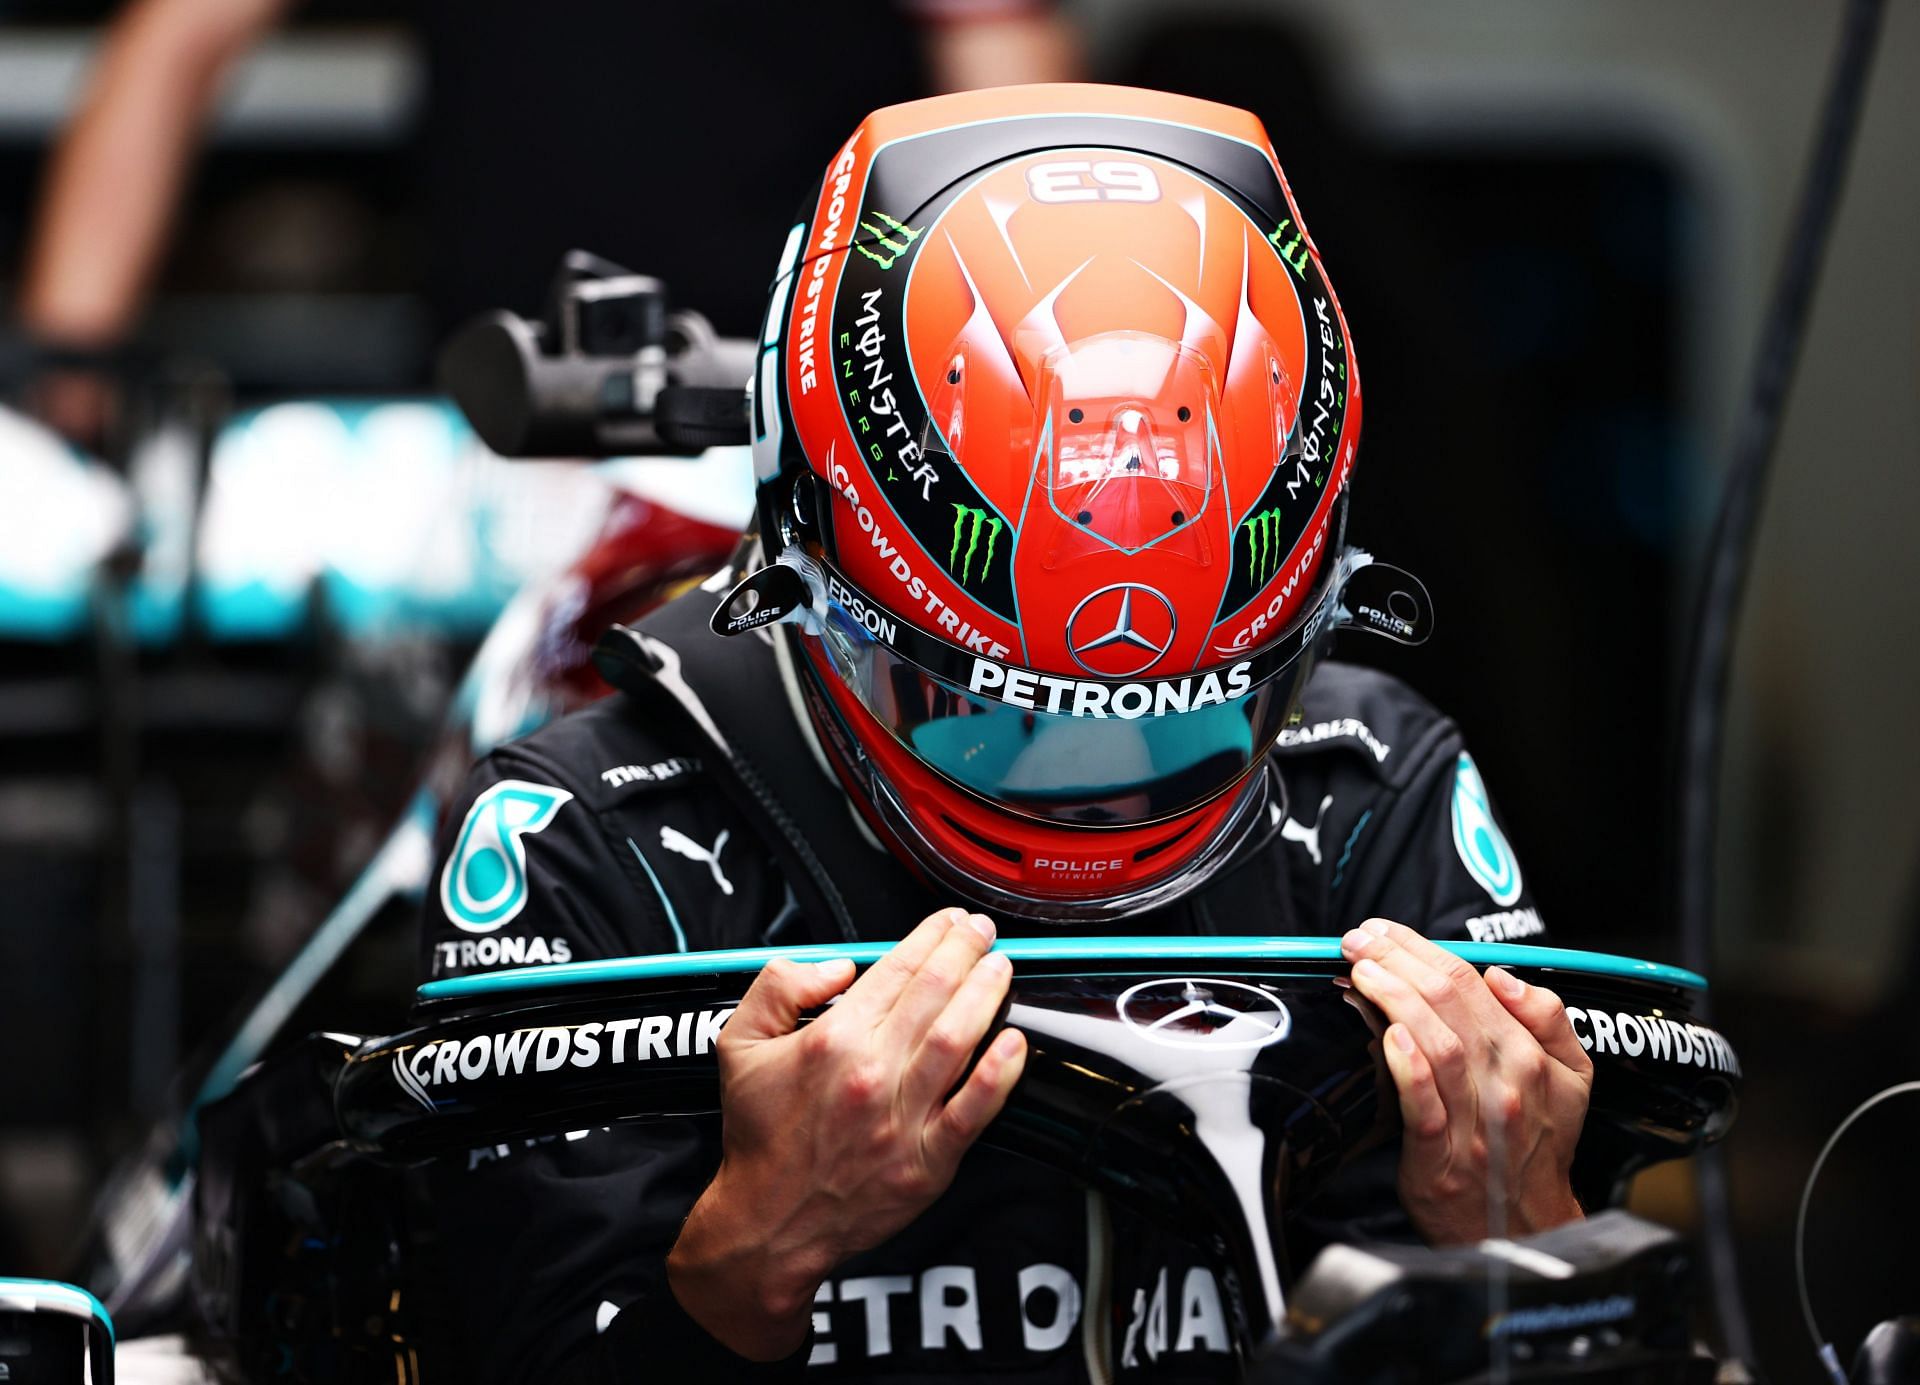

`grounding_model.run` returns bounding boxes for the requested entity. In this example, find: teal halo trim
[0,1277,115,1342]
[419,937,1705,1002]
